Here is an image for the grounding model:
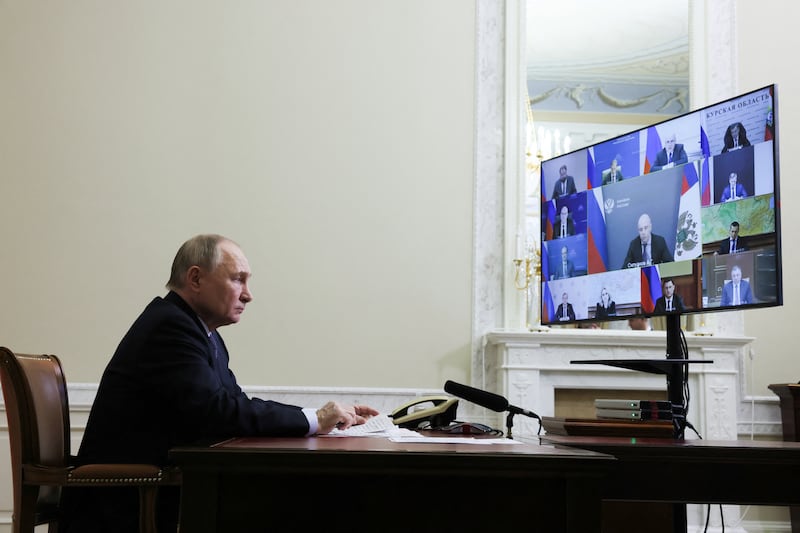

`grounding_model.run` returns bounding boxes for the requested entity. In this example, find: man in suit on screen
[601,158,624,185]
[650,133,688,172]
[556,292,576,322]
[654,278,686,313]
[622,213,673,268]
[721,265,753,306]
[552,245,575,279]
[720,172,748,202]
[555,205,575,238]
[716,221,749,254]
[551,164,577,199]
